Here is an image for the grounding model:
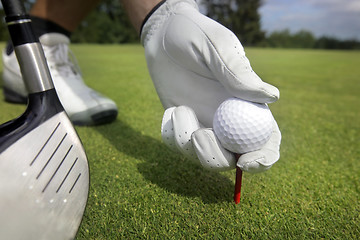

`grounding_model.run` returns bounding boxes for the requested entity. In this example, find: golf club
[0,0,89,239]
